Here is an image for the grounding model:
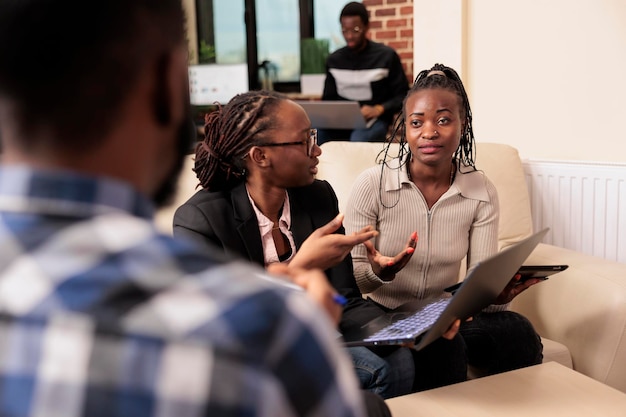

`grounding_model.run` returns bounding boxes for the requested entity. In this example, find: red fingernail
[407,247,415,254]
[411,231,418,240]
[387,261,394,267]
